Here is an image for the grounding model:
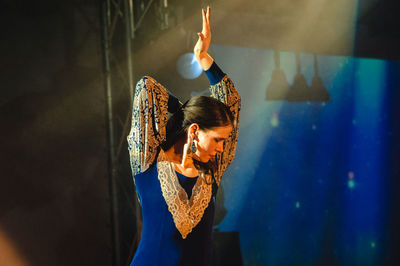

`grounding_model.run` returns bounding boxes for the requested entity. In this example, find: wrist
[195,53,213,71]
[194,52,207,61]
